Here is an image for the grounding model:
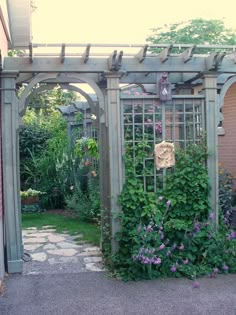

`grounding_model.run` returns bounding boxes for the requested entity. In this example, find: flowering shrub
[111,142,236,280]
